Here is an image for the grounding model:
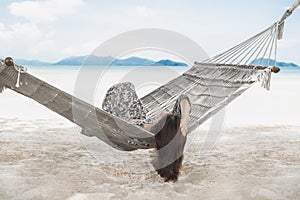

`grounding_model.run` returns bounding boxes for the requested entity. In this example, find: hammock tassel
[13,64,27,88]
[16,69,21,88]
[257,67,272,90]
[277,21,285,40]
[0,85,5,93]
